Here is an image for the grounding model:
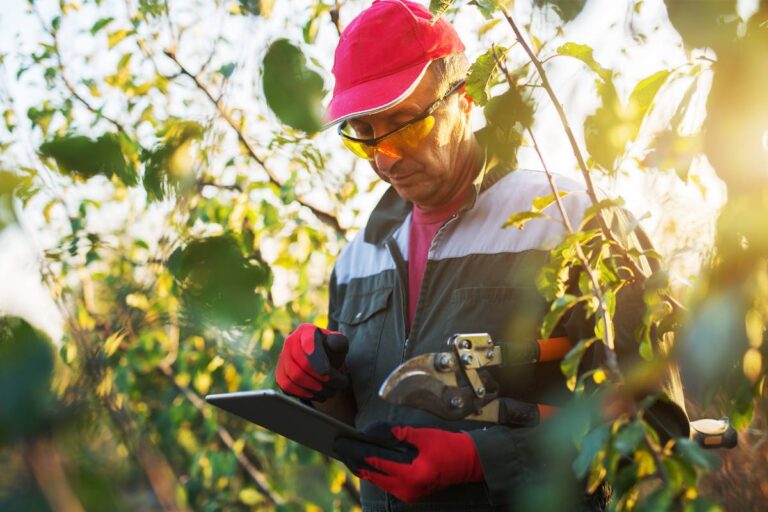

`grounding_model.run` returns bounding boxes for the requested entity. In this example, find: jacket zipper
[400,210,464,363]
[385,238,409,360]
